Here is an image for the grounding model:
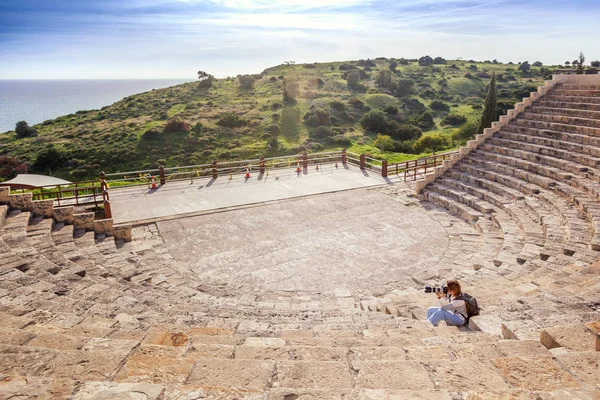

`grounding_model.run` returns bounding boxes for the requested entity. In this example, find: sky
[0,0,598,79]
